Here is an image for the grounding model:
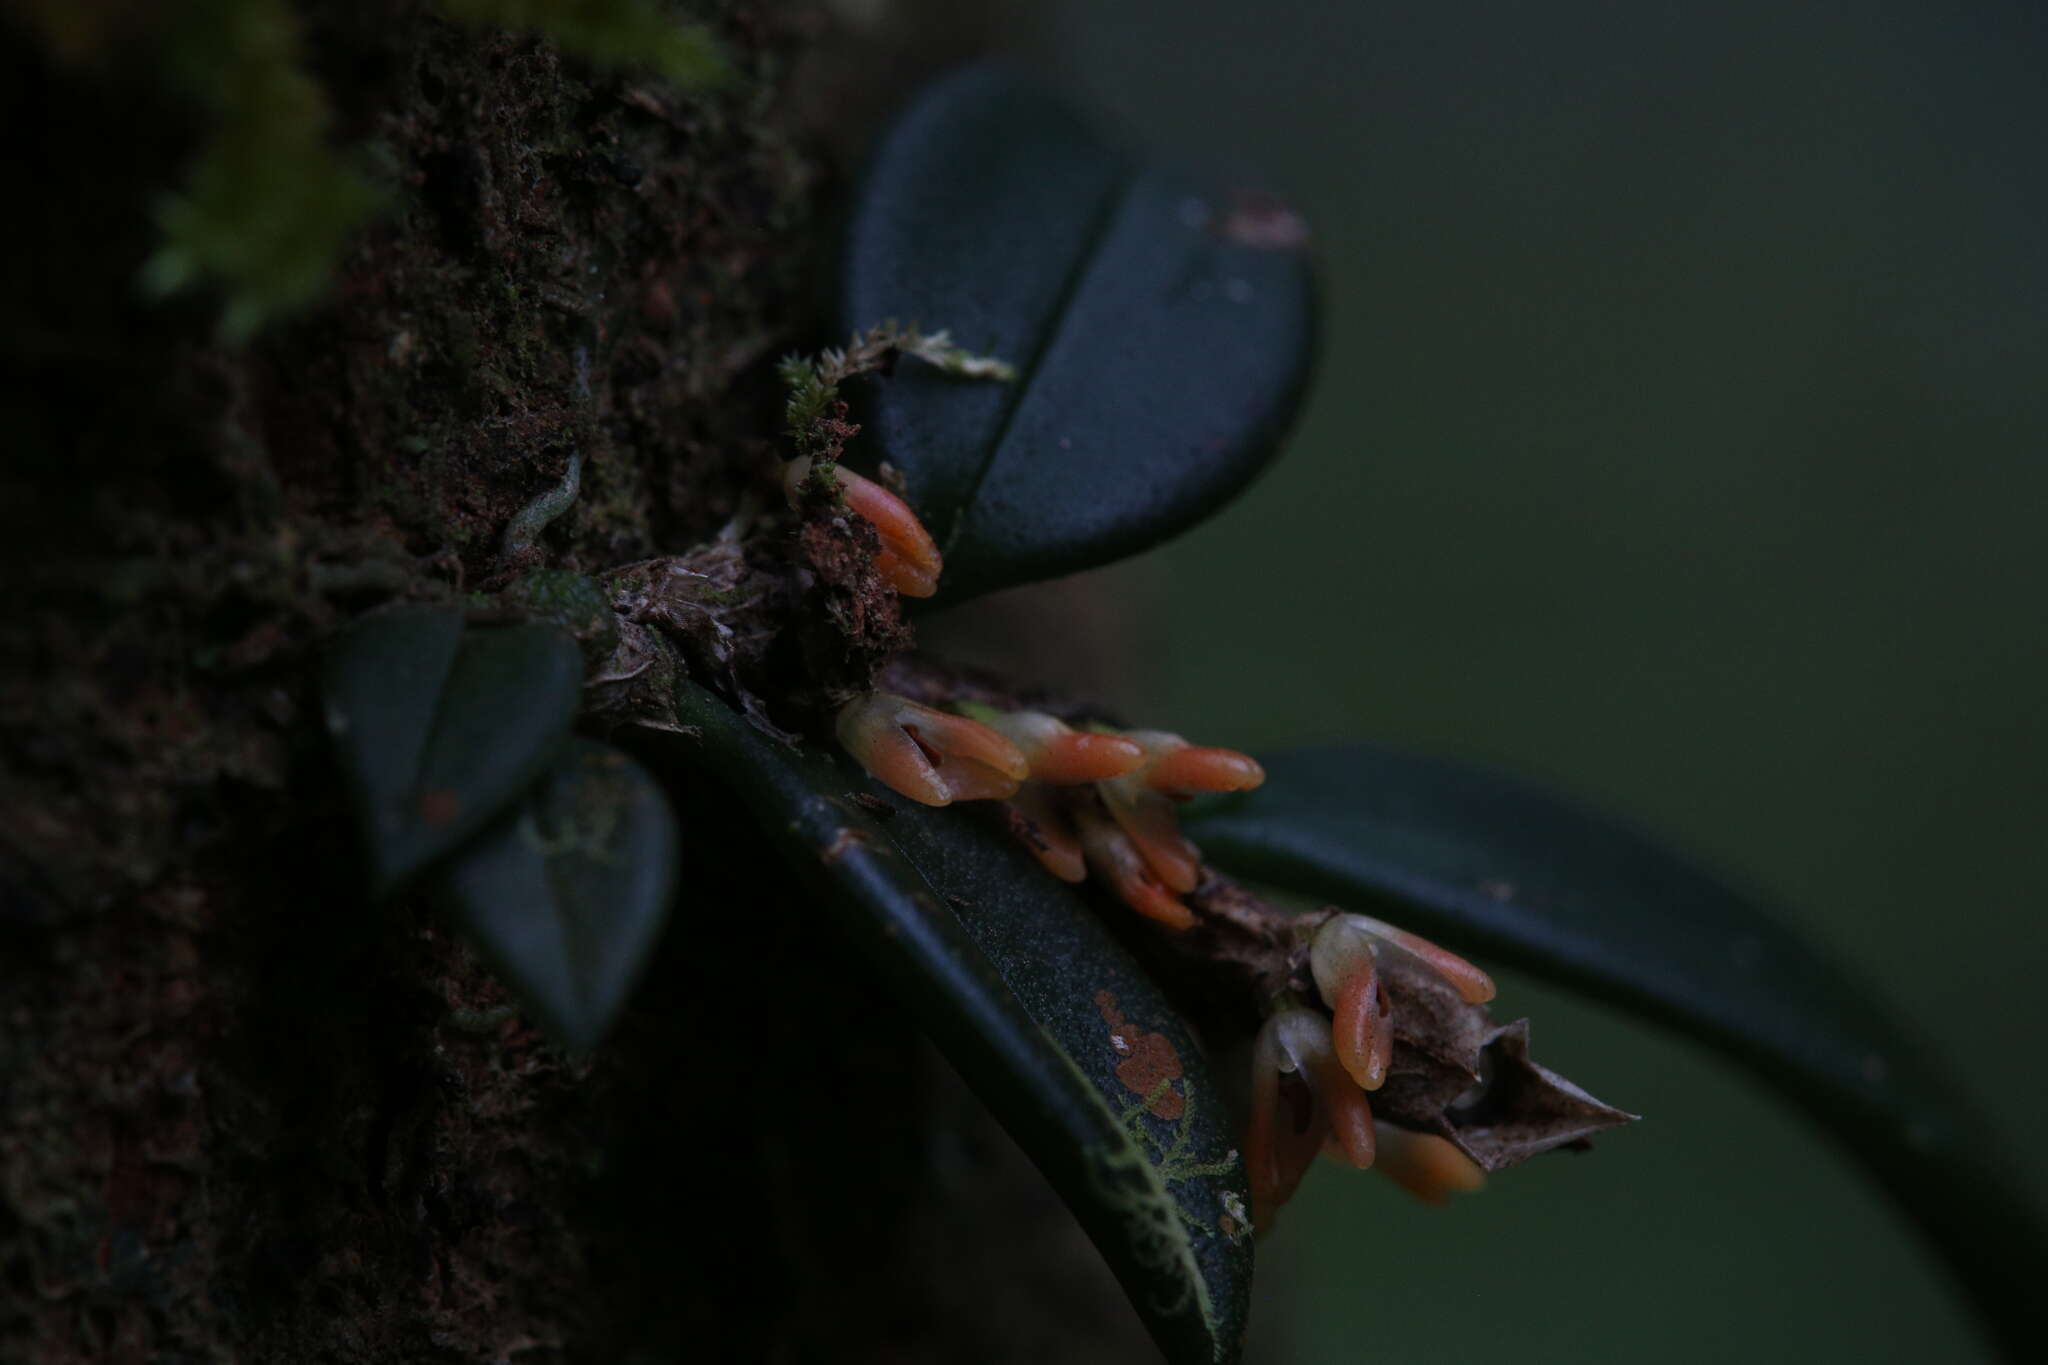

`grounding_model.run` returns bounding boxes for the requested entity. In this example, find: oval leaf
[840,64,1315,603]
[323,605,584,892]
[1183,744,2048,1360]
[670,681,1252,1365]
[441,738,679,1049]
